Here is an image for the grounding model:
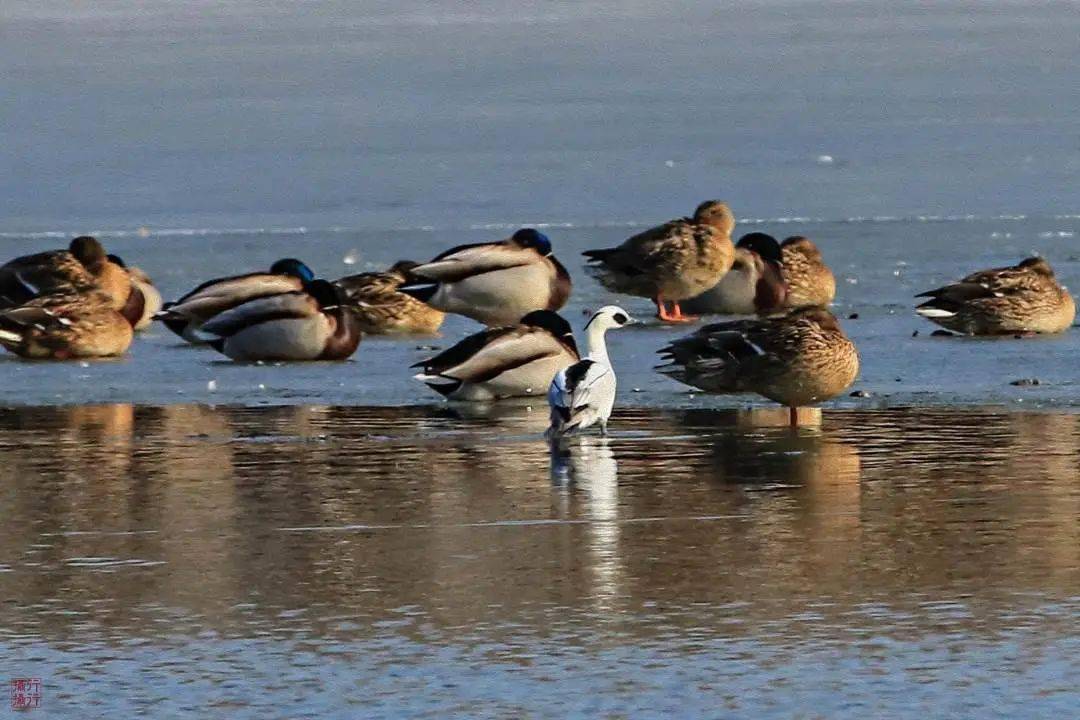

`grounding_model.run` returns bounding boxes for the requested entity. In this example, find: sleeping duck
[412,309,578,401]
[155,258,315,343]
[0,291,134,359]
[399,229,571,327]
[0,236,144,326]
[334,260,445,335]
[657,307,859,426]
[196,279,361,361]
[681,233,788,316]
[916,256,1075,335]
[780,236,836,309]
[583,200,736,322]
[126,265,163,331]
